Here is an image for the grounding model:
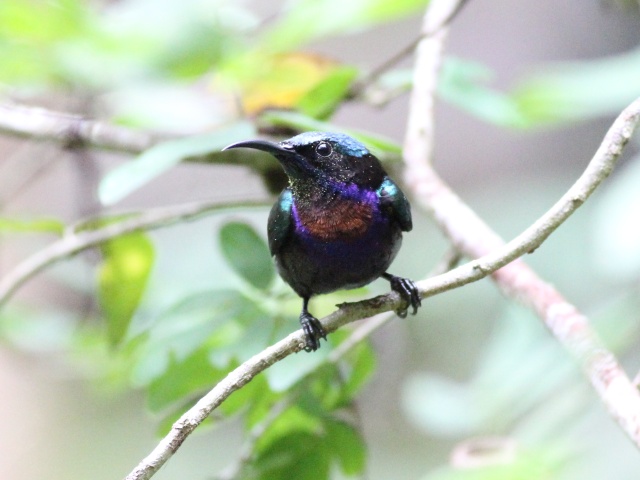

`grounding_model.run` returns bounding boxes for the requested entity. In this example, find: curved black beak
[223,139,307,179]
[223,139,294,157]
